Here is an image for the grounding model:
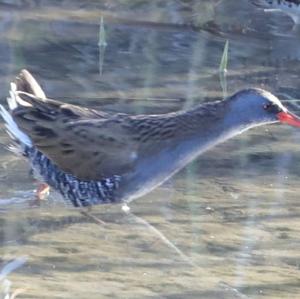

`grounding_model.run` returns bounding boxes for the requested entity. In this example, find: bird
[1,69,300,208]
[251,0,300,25]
